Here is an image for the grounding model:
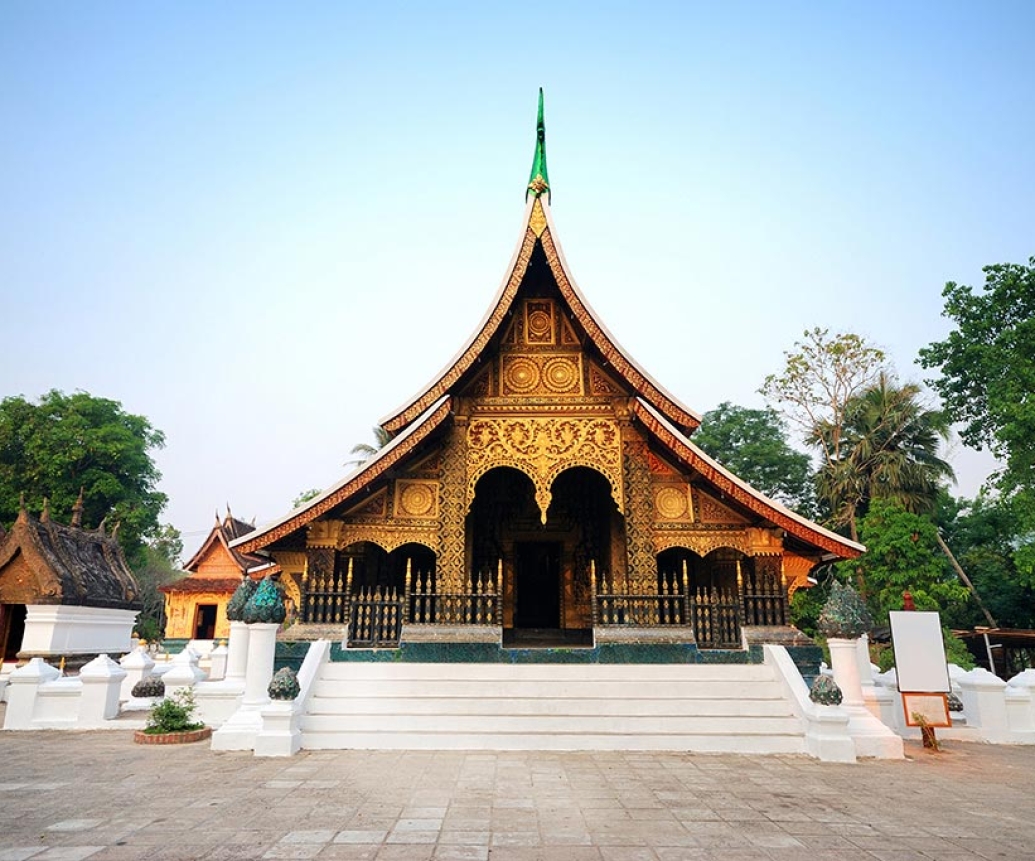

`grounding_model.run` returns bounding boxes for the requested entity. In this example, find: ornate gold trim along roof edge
[633,398,864,559]
[379,196,540,433]
[233,396,453,554]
